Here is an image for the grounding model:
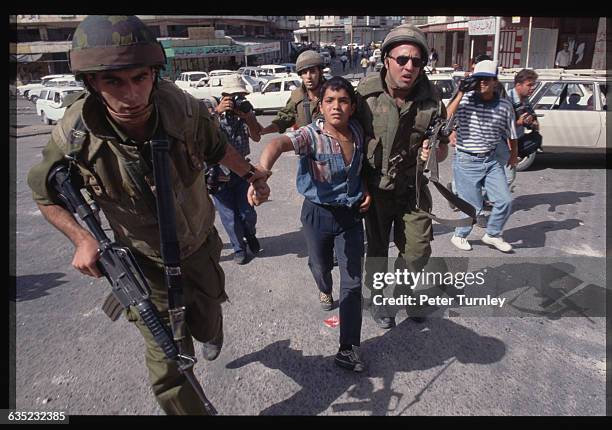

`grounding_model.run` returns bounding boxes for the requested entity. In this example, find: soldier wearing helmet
[354,24,449,329]
[27,15,271,415]
[258,49,326,135]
